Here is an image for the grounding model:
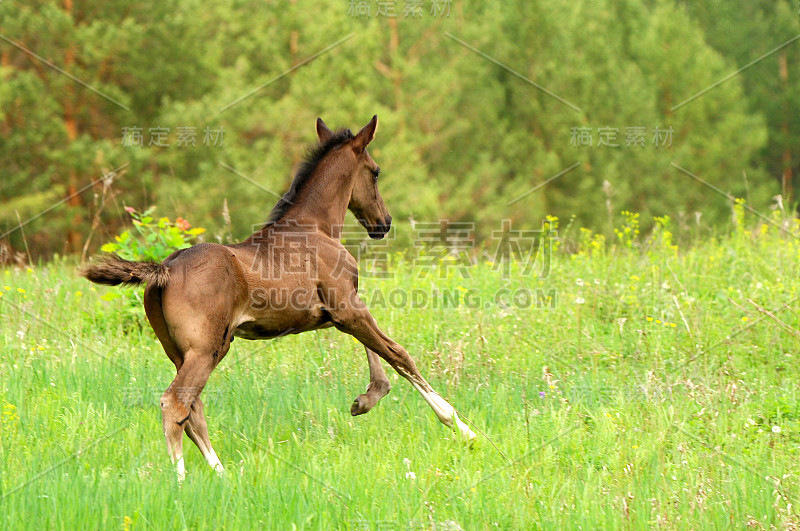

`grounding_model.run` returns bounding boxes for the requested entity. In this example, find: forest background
[0,0,798,260]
